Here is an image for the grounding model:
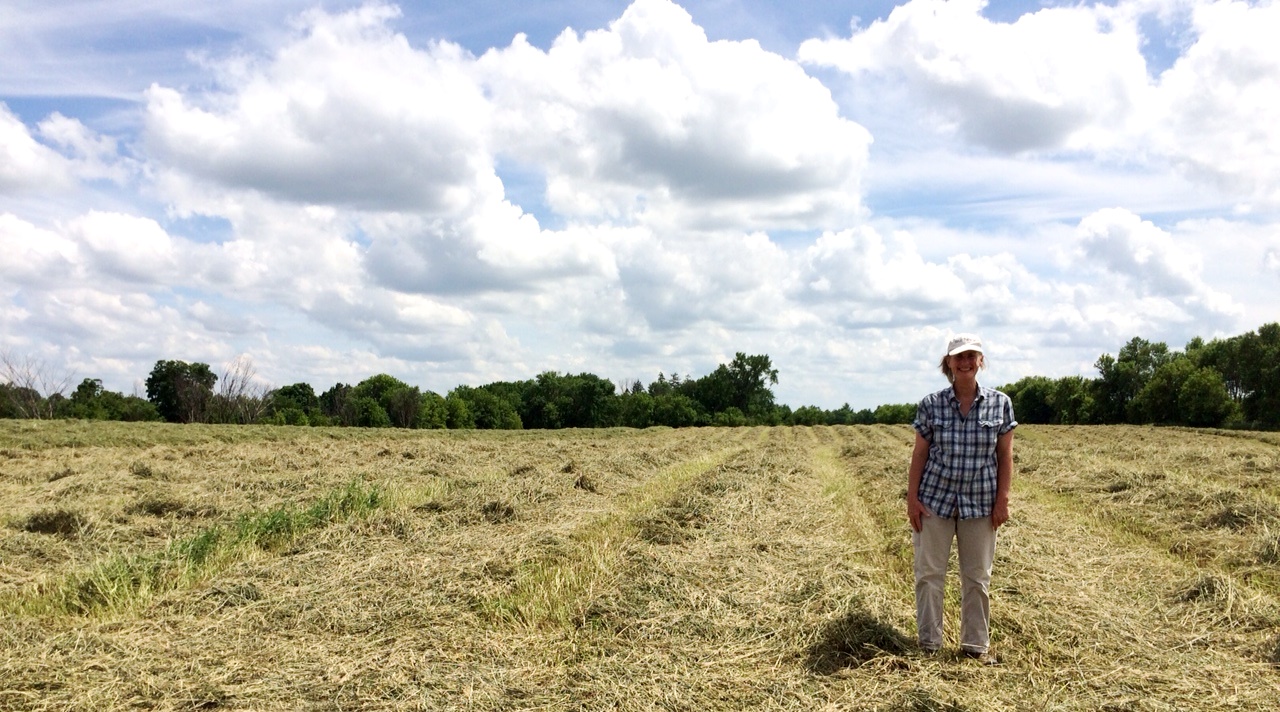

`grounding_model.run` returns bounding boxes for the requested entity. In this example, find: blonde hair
[939,352,986,383]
